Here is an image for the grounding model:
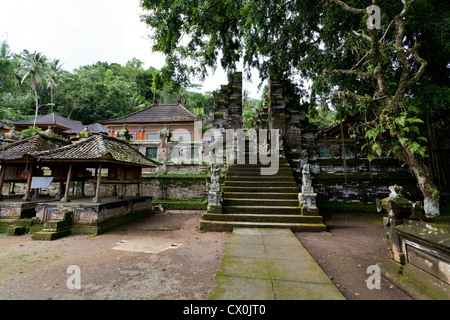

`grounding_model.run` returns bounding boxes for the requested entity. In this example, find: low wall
[3,172,208,211]
[35,197,153,235]
[288,140,423,206]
